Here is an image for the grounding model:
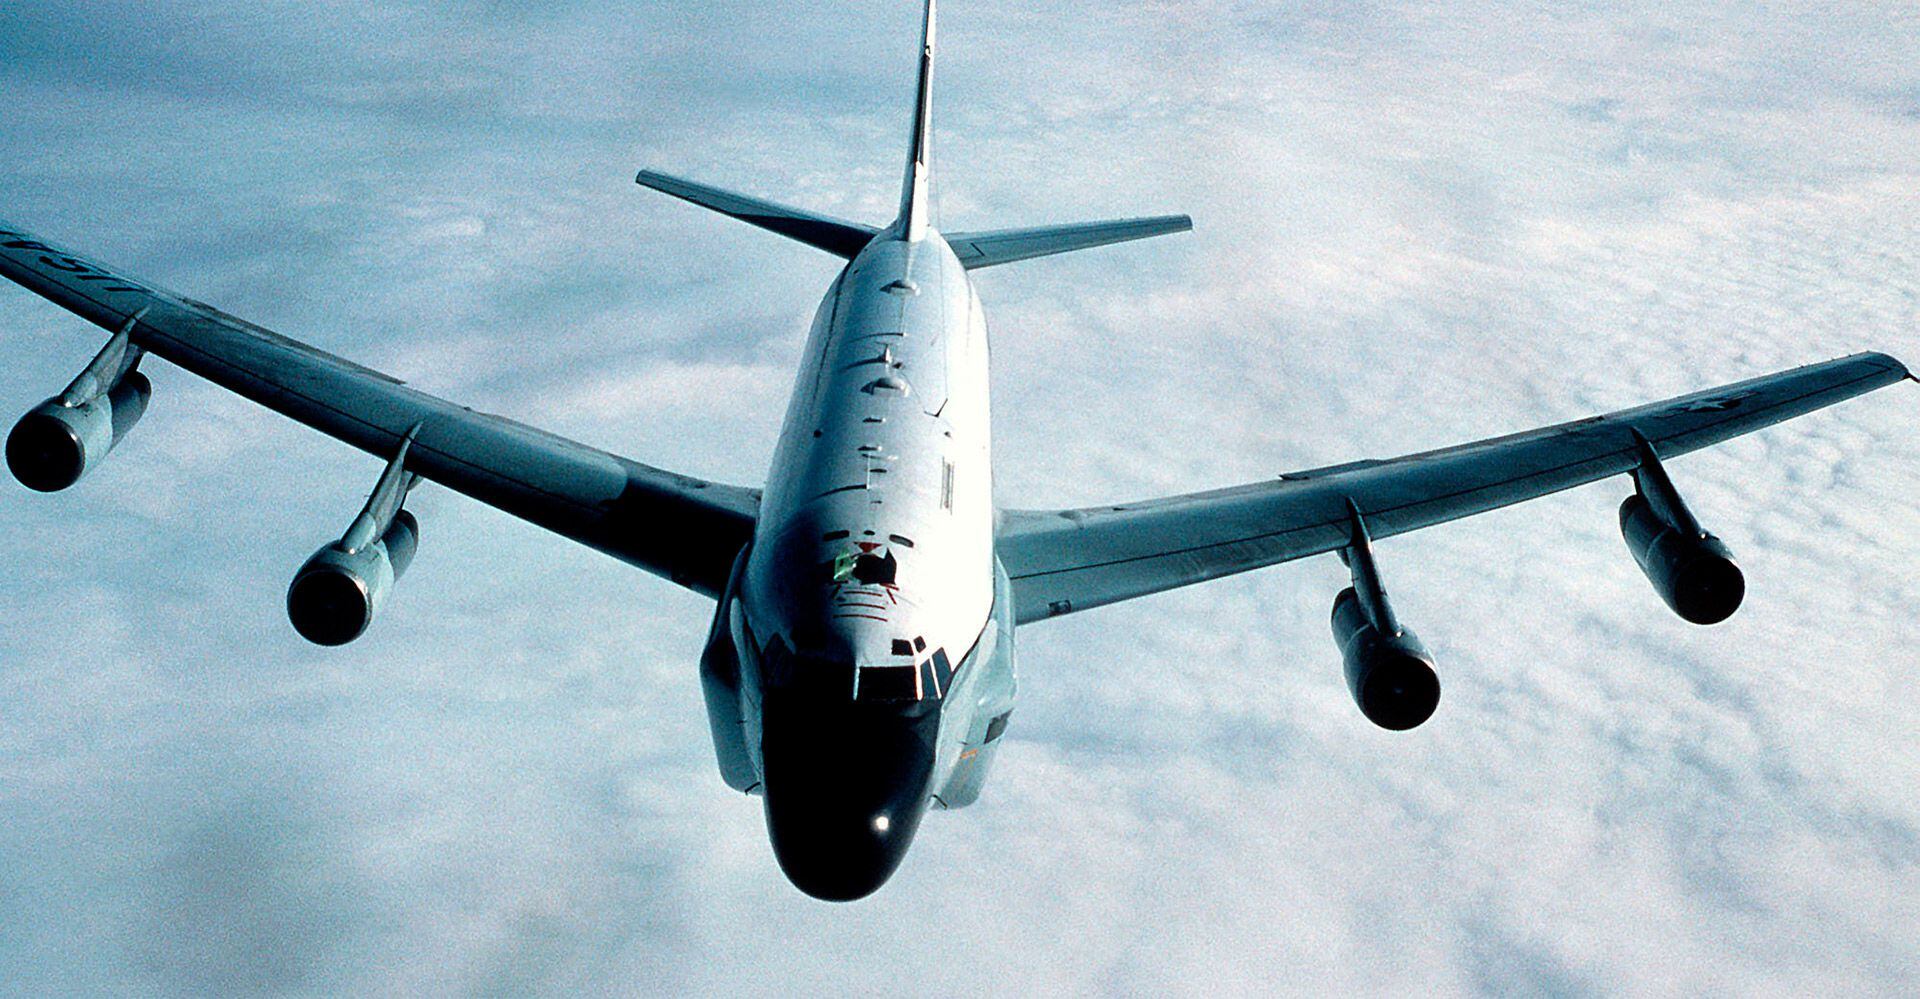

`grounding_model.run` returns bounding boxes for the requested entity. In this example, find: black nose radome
[760,694,938,901]
[766,794,926,902]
